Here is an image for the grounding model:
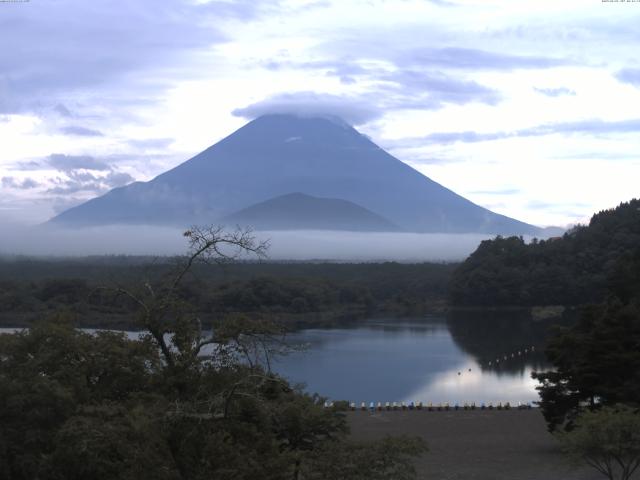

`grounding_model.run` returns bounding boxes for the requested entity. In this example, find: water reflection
[273,314,567,404]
